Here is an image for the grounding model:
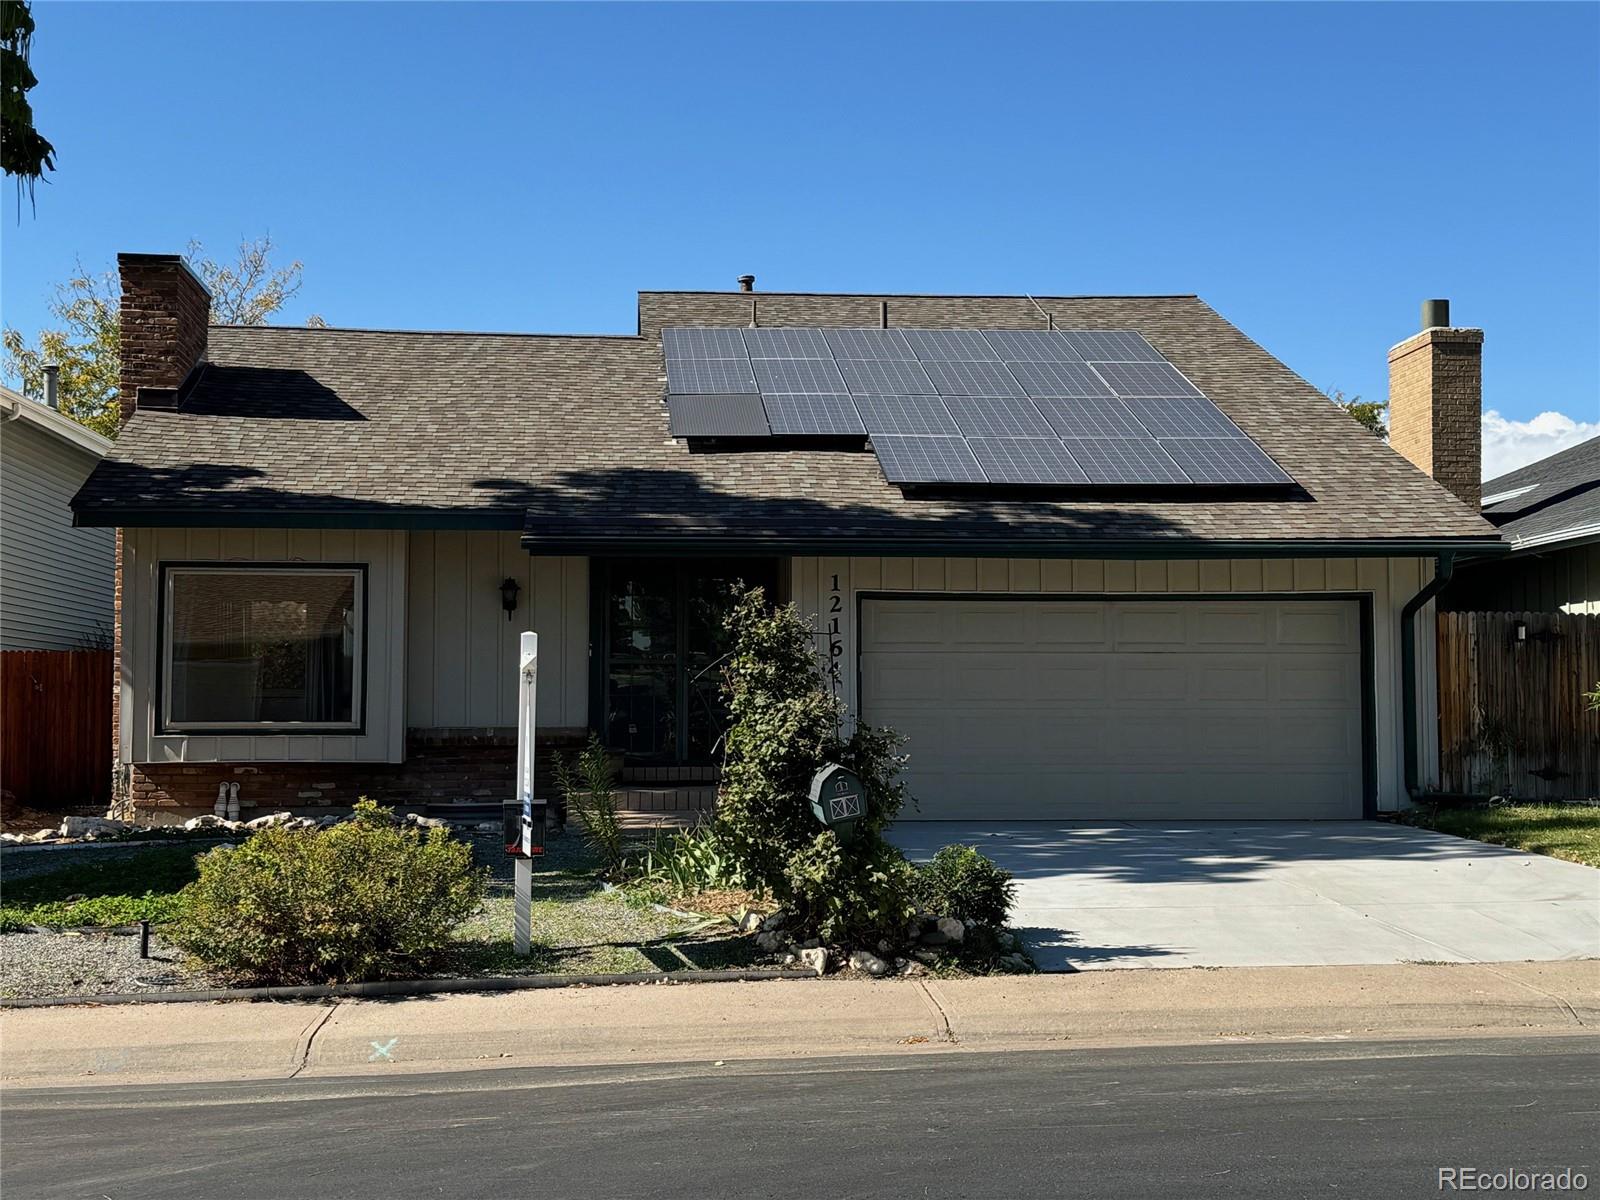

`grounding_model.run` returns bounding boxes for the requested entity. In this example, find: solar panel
[1059,330,1165,362]
[853,394,960,436]
[1059,438,1190,484]
[945,396,1055,438]
[743,327,831,358]
[902,329,1000,362]
[1032,396,1152,439]
[966,438,1088,485]
[1121,396,1243,438]
[920,360,1025,397]
[823,328,917,360]
[1159,437,1292,485]
[980,329,1085,362]
[751,358,848,395]
[663,327,749,359]
[665,359,758,394]
[666,394,771,438]
[762,393,865,436]
[838,358,937,396]
[871,435,987,484]
[1007,360,1116,399]
[1092,360,1203,398]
